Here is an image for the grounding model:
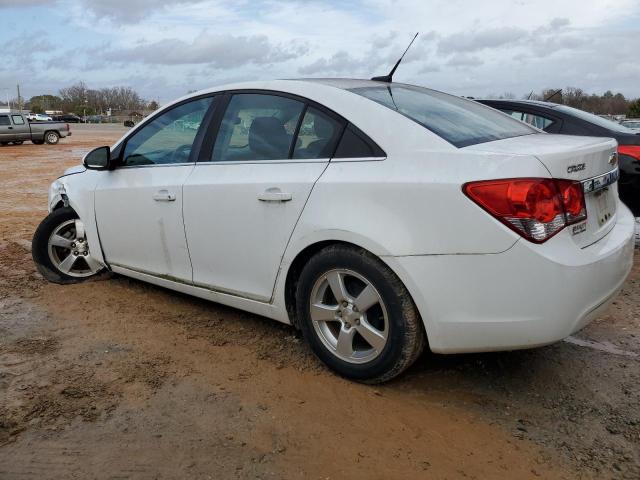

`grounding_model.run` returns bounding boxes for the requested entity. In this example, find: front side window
[0,115,10,126]
[212,94,304,162]
[122,97,214,166]
[350,85,536,148]
[293,107,343,159]
[11,115,25,125]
